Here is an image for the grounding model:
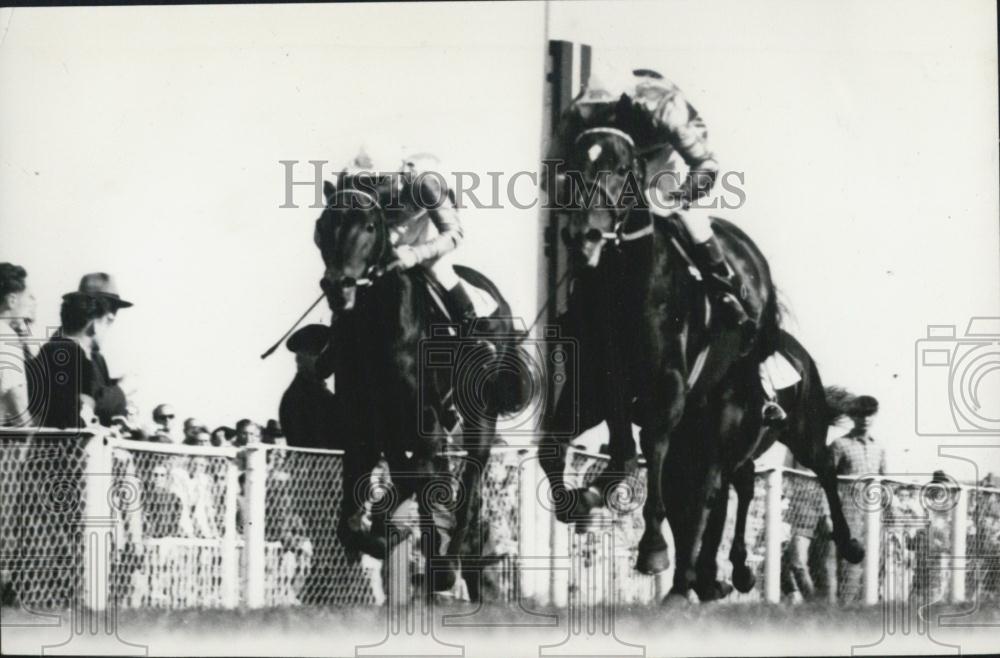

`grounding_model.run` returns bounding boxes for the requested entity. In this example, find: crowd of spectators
[1,263,340,605]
